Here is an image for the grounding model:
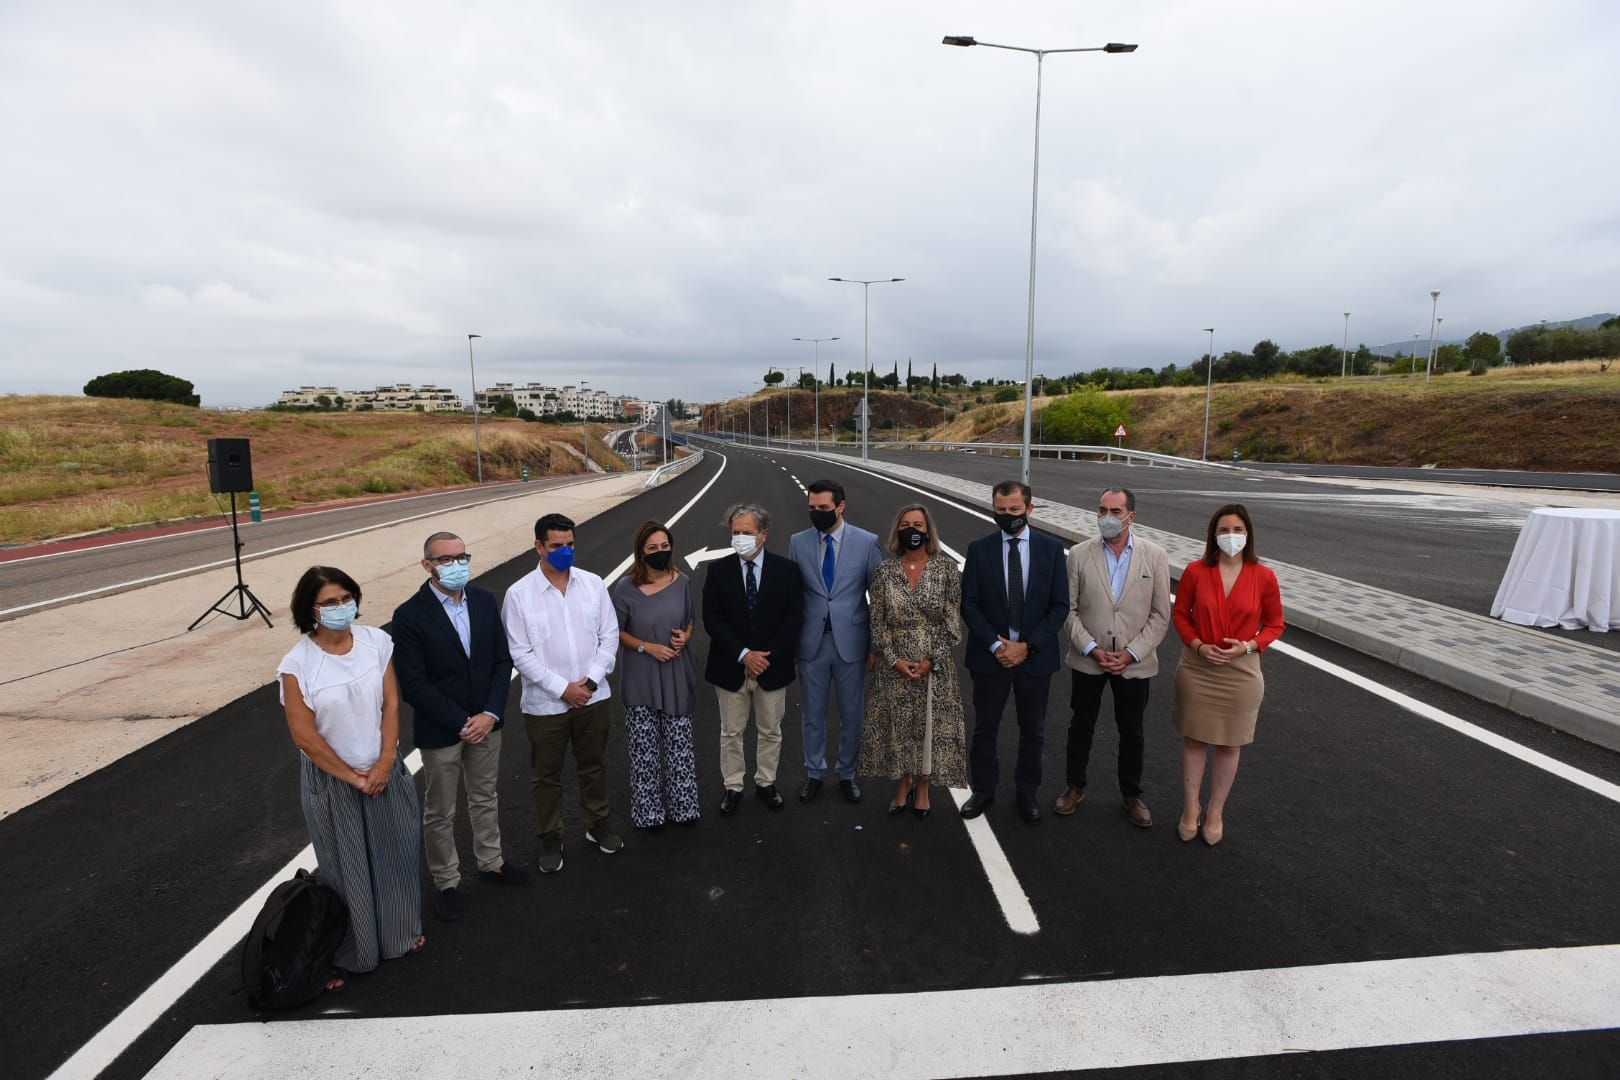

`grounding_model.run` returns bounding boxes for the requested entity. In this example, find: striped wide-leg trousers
[299,754,423,973]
